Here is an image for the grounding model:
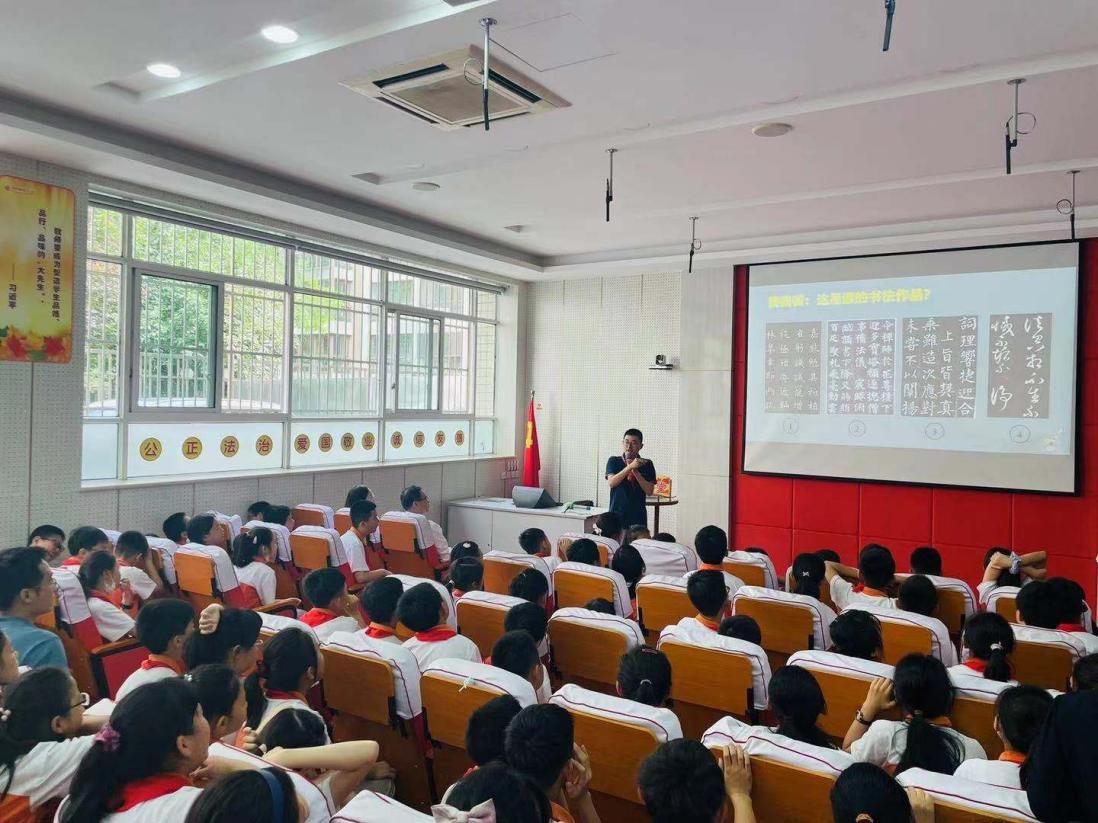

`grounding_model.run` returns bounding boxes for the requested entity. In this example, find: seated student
[441,761,553,823]
[187,664,251,747]
[653,532,676,543]
[359,576,403,643]
[1048,577,1098,653]
[27,524,65,564]
[719,615,763,645]
[950,612,1014,682]
[829,609,885,661]
[162,512,190,547]
[1072,653,1098,691]
[565,538,601,567]
[621,525,651,548]
[520,528,554,559]
[467,694,522,768]
[788,551,828,601]
[954,685,1052,788]
[115,531,166,604]
[490,631,546,700]
[450,541,481,564]
[910,546,943,577]
[259,708,385,810]
[594,512,624,545]
[831,762,934,823]
[617,646,672,707]
[510,568,550,608]
[229,528,277,609]
[609,545,645,617]
[768,665,835,749]
[337,500,389,587]
[245,627,327,738]
[686,570,730,631]
[0,548,66,669]
[79,549,136,642]
[638,739,755,823]
[505,704,599,823]
[825,545,898,611]
[691,525,745,597]
[184,513,217,547]
[245,501,270,523]
[185,606,263,677]
[62,526,112,568]
[390,485,451,563]
[0,668,107,820]
[449,557,484,600]
[844,653,986,774]
[1015,578,1073,632]
[505,603,551,699]
[182,768,300,823]
[584,598,615,615]
[399,582,481,668]
[898,575,938,617]
[344,485,373,509]
[116,599,196,699]
[300,568,364,642]
[263,505,296,536]
[59,678,248,822]
[978,547,1046,605]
